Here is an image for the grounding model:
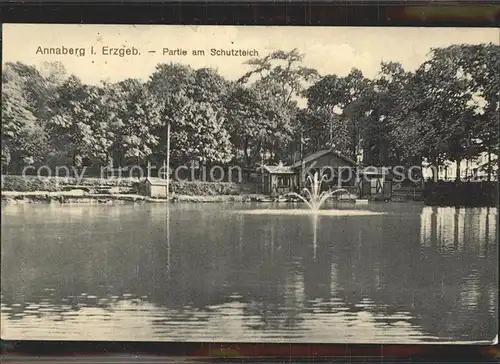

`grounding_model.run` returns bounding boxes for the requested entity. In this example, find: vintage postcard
[1,24,498,343]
